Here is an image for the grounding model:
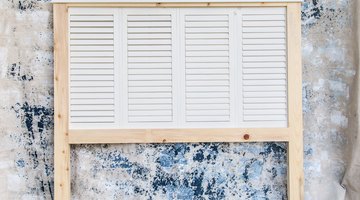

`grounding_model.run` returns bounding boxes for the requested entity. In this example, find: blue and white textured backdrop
[0,0,356,199]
